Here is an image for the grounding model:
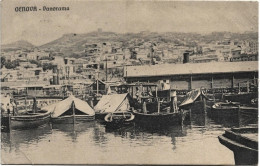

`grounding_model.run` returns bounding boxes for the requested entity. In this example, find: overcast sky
[1,0,258,46]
